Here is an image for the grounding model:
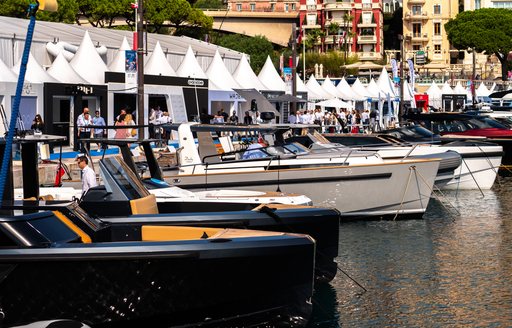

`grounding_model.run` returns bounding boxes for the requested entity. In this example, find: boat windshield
[431,117,508,134]
[101,157,150,200]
